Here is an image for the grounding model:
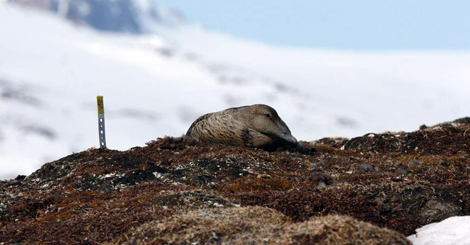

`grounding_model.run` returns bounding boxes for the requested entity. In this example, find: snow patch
[408,216,470,245]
